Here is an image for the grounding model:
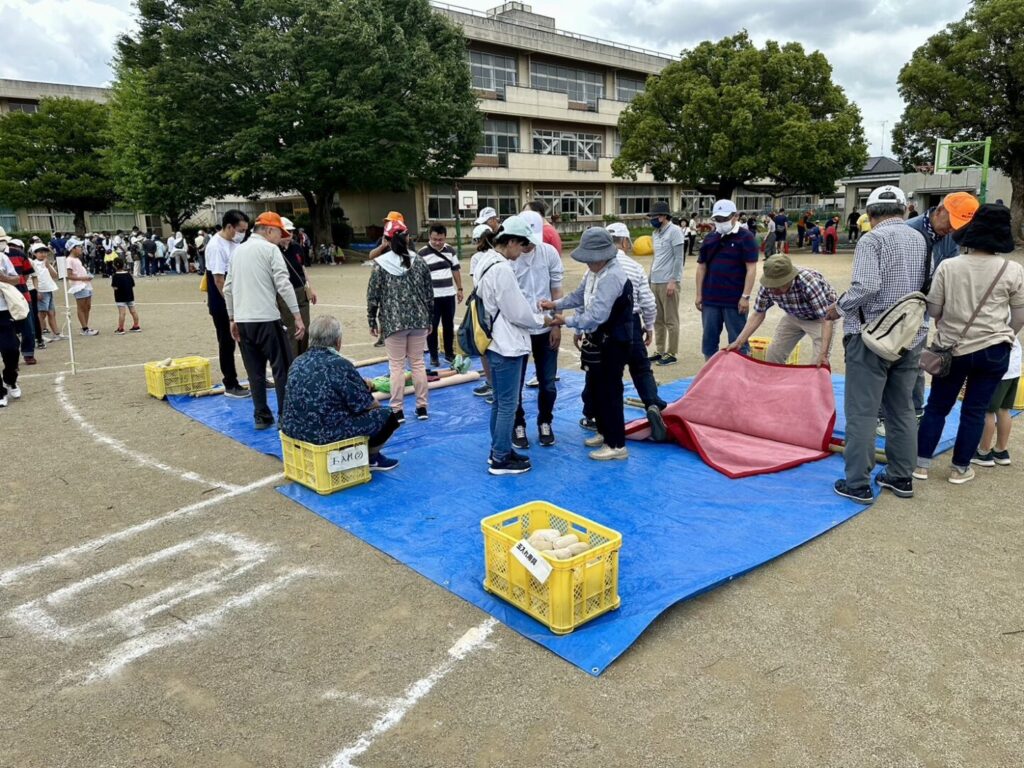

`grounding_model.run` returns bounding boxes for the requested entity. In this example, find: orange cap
[384,211,405,223]
[255,211,288,233]
[383,219,408,239]
[942,192,979,230]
